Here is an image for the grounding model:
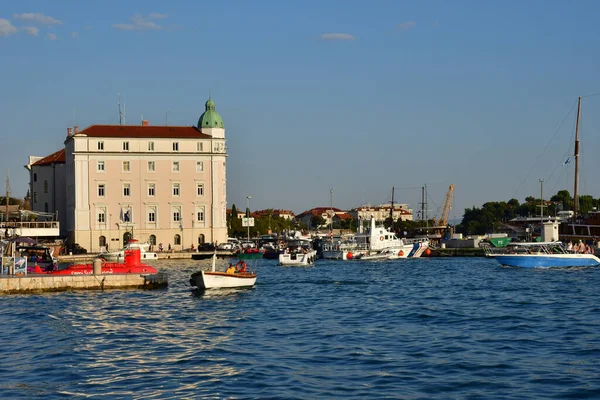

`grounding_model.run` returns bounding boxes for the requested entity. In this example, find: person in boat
[226,264,236,274]
[567,241,573,252]
[578,240,586,254]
